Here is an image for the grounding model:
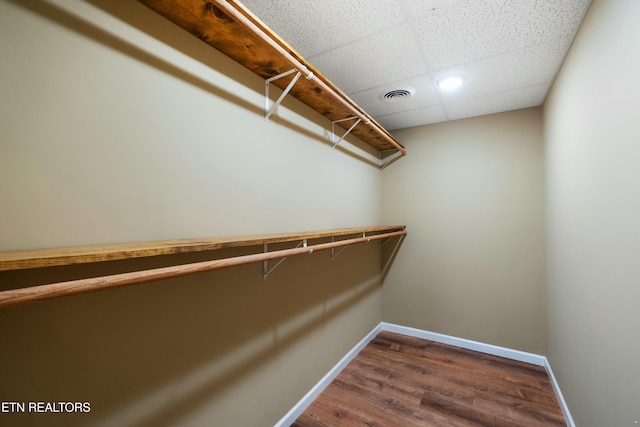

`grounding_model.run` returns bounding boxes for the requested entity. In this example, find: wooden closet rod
[0,230,406,309]
[214,0,407,156]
